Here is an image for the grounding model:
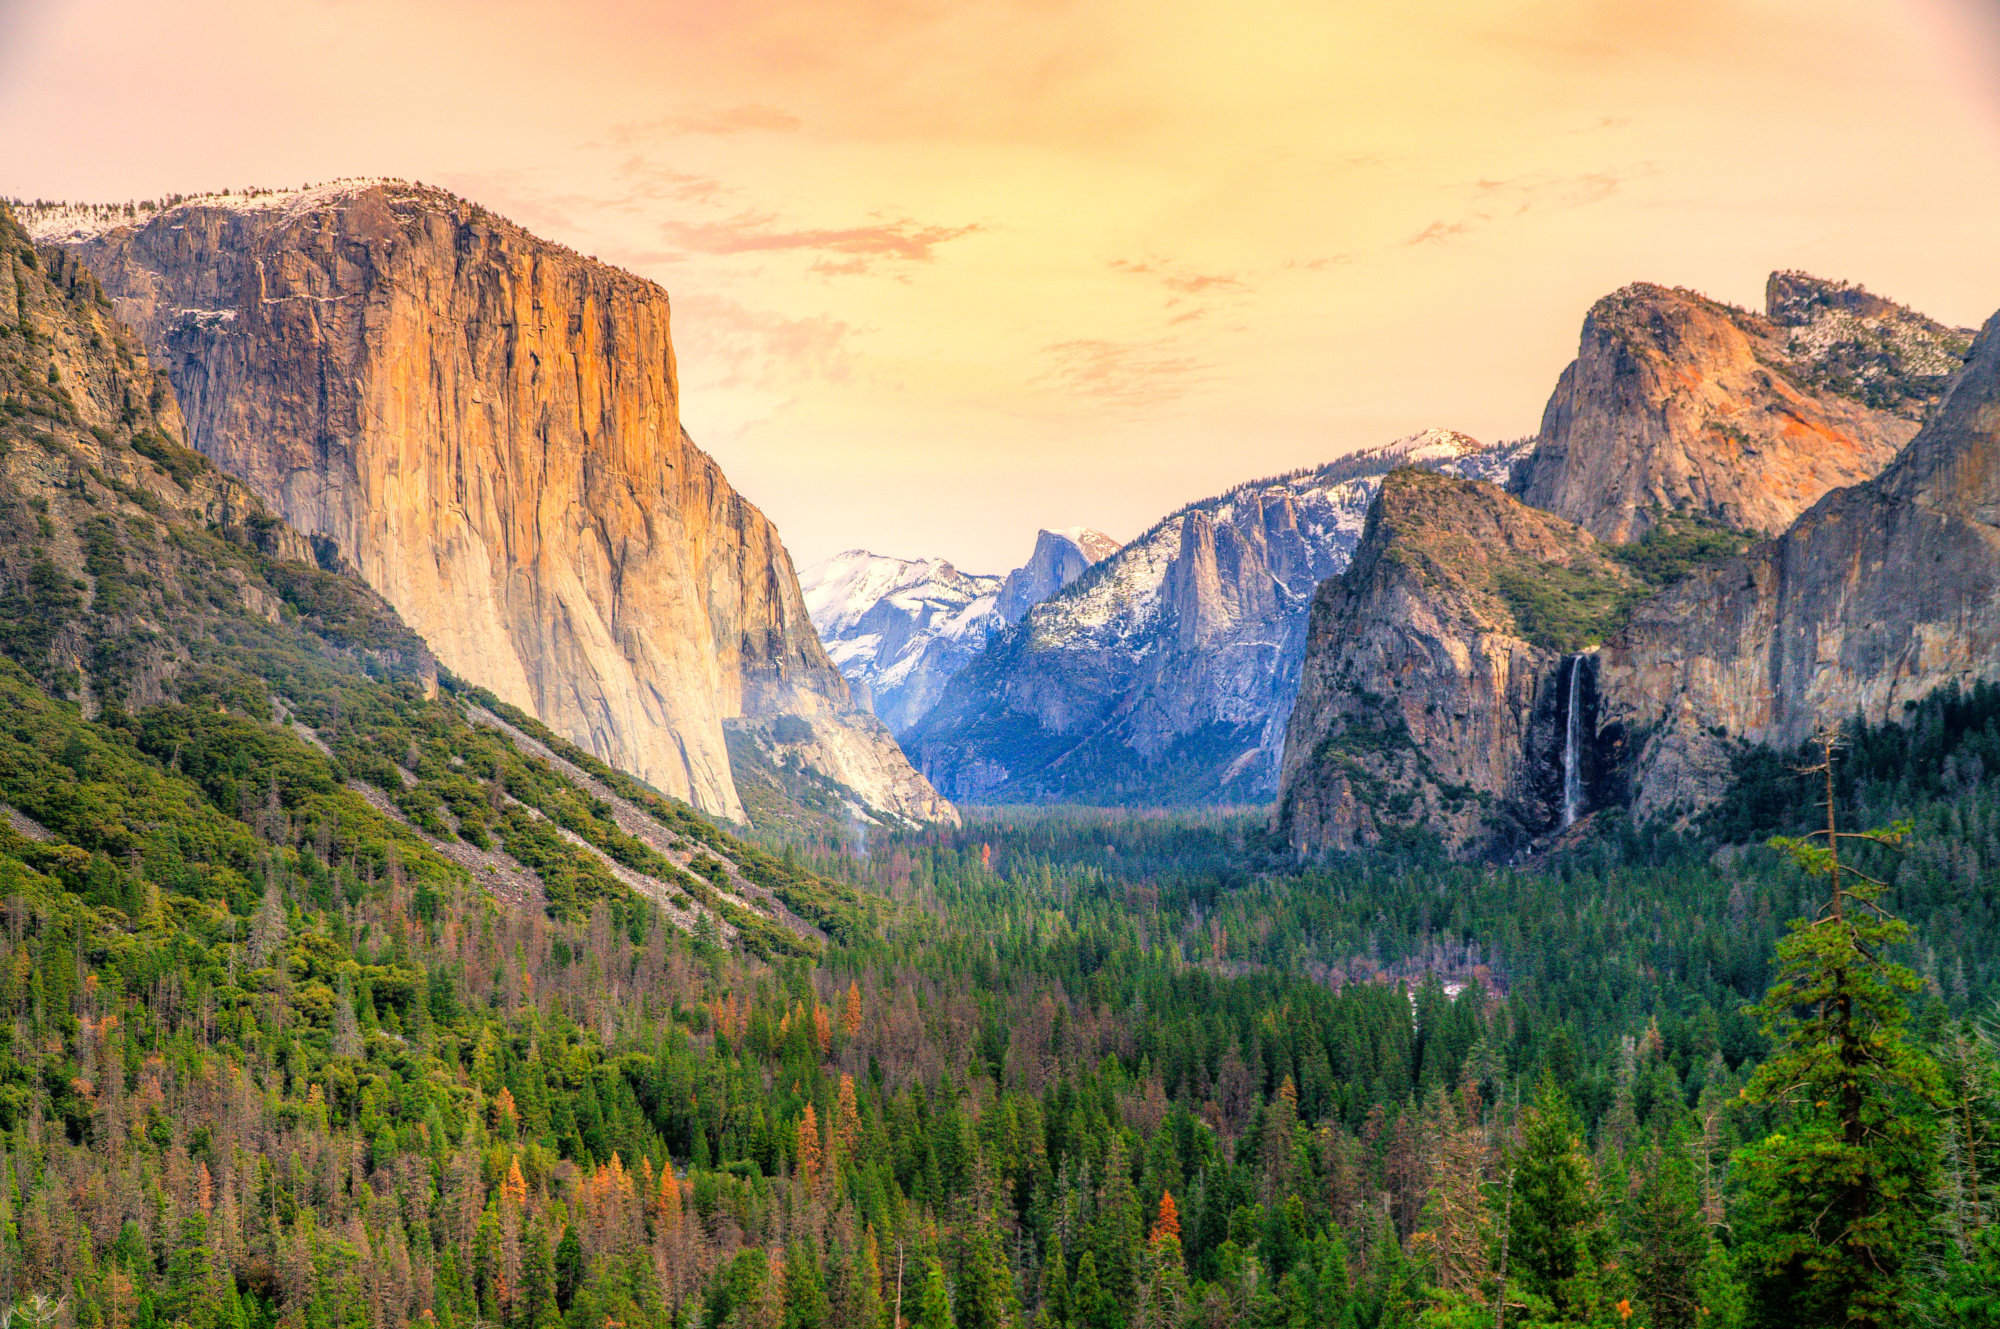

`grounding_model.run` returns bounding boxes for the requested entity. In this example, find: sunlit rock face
[29,181,954,826]
[1510,276,1968,544]
[1597,310,2000,820]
